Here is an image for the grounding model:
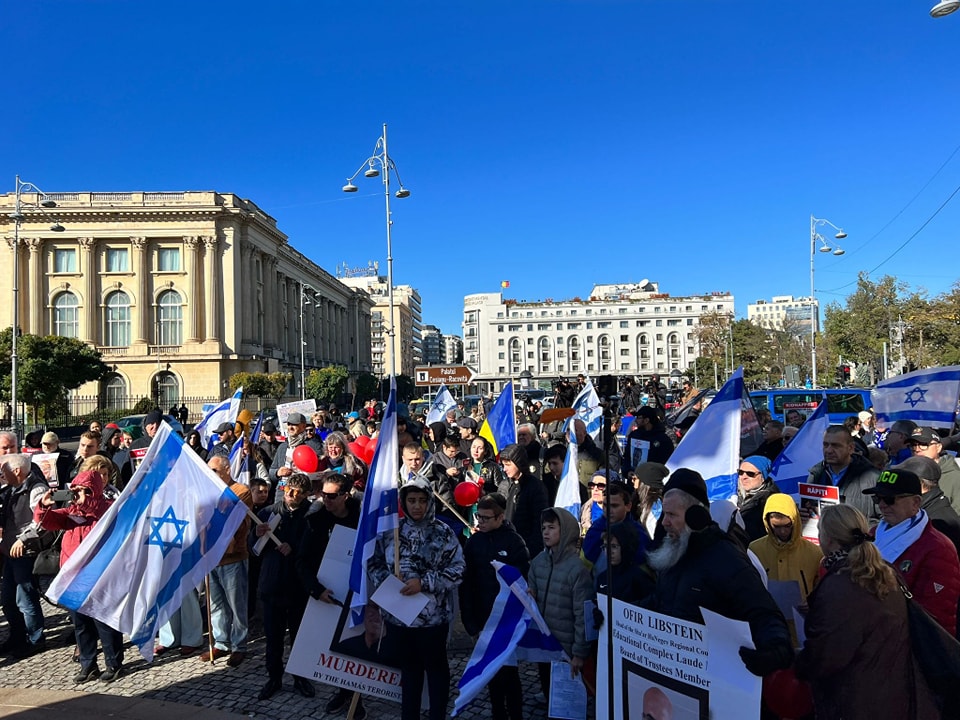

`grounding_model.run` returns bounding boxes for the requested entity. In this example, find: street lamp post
[8,176,65,442]
[809,214,847,388]
[299,283,319,401]
[343,123,411,378]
